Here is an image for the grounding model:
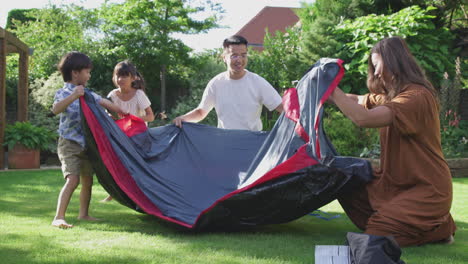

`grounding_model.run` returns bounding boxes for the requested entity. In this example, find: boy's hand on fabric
[73,85,85,99]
